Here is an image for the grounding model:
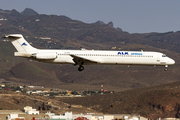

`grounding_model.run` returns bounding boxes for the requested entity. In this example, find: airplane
[3,34,175,71]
